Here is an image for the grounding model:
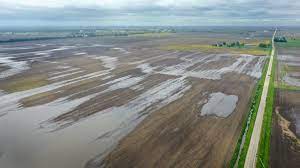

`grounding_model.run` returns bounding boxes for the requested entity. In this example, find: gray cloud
[0,0,300,26]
